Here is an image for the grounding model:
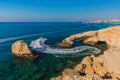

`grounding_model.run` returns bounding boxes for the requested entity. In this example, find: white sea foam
[30,38,101,57]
